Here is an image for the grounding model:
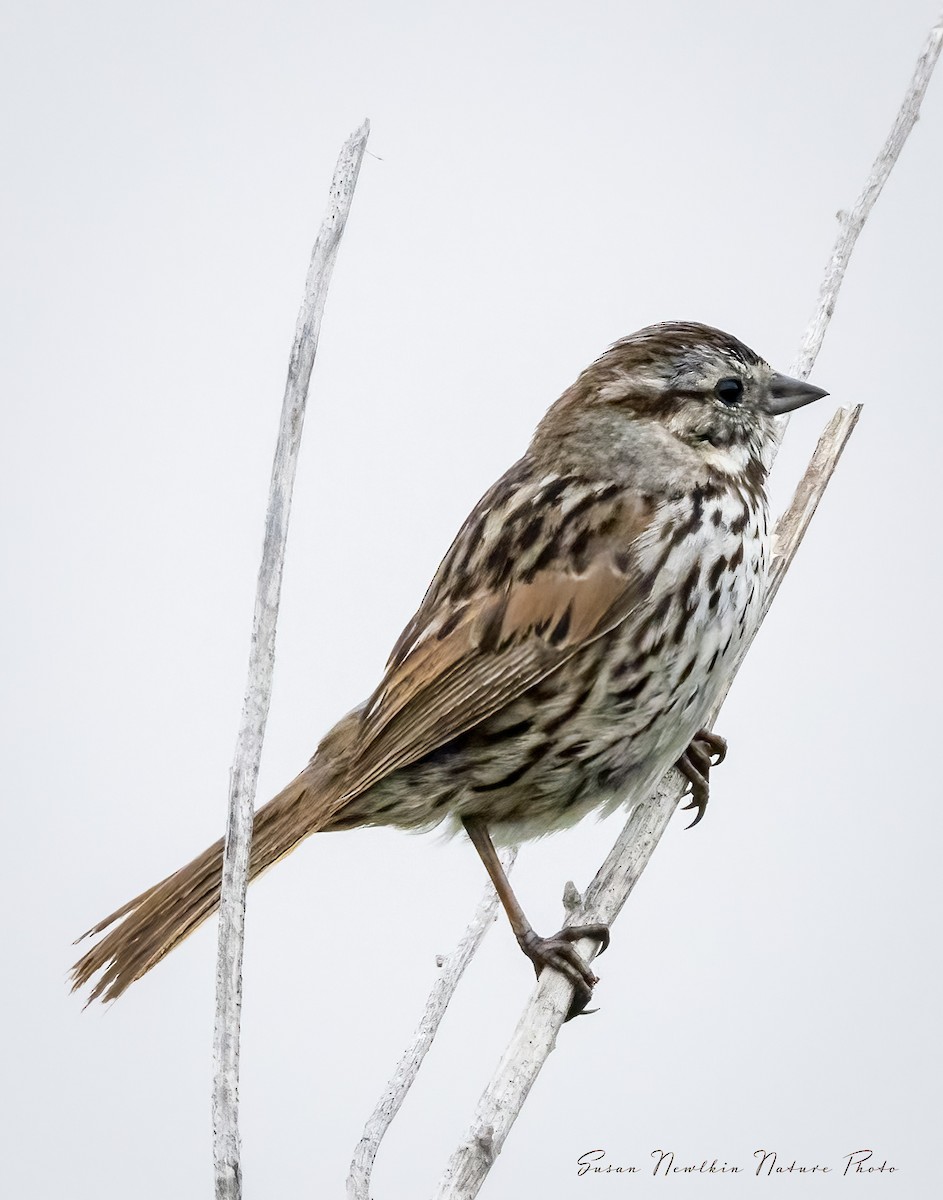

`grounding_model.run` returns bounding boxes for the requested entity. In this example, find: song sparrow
[72,322,826,1014]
